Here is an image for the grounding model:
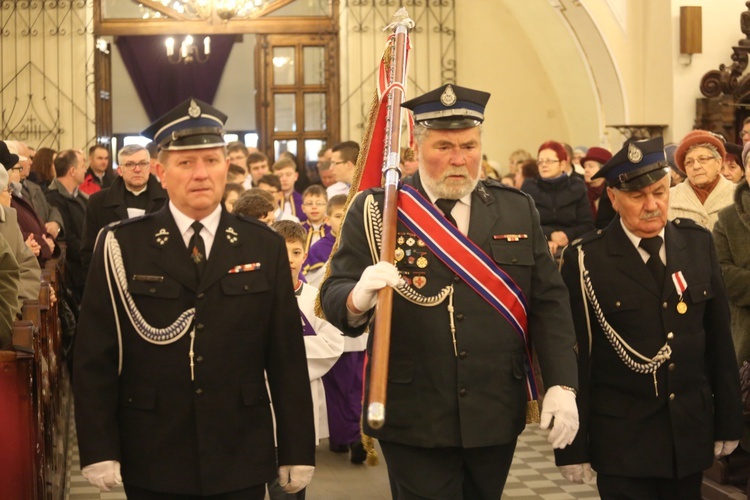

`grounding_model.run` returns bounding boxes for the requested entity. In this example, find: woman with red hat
[580,146,618,228]
[668,130,735,230]
[521,140,594,257]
